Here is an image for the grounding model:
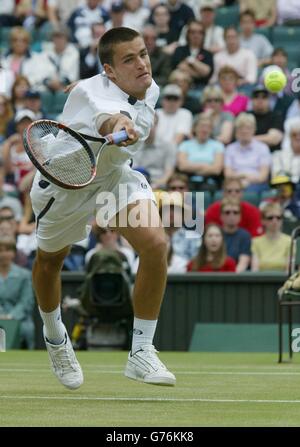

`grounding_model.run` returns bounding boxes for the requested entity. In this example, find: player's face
[105,37,152,99]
